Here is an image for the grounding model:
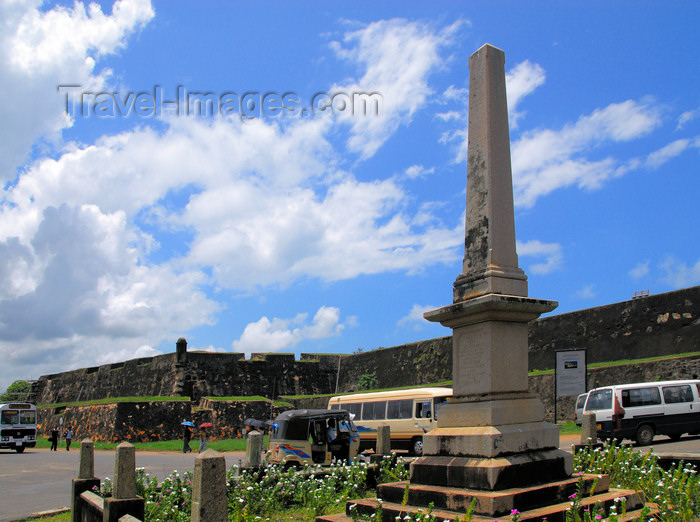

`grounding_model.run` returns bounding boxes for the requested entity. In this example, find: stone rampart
[37,398,283,442]
[528,286,700,370]
[34,352,700,444]
[32,351,339,405]
[38,401,191,443]
[336,286,698,391]
[335,338,452,392]
[31,286,699,409]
